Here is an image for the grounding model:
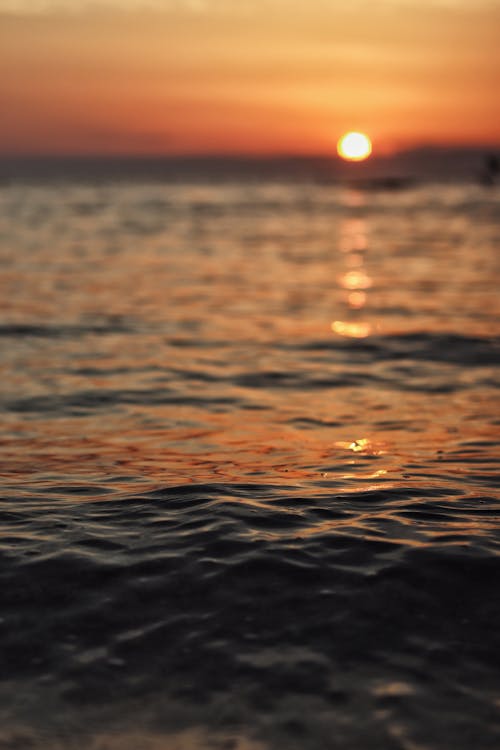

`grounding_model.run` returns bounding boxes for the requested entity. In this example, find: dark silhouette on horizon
[480,153,499,186]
